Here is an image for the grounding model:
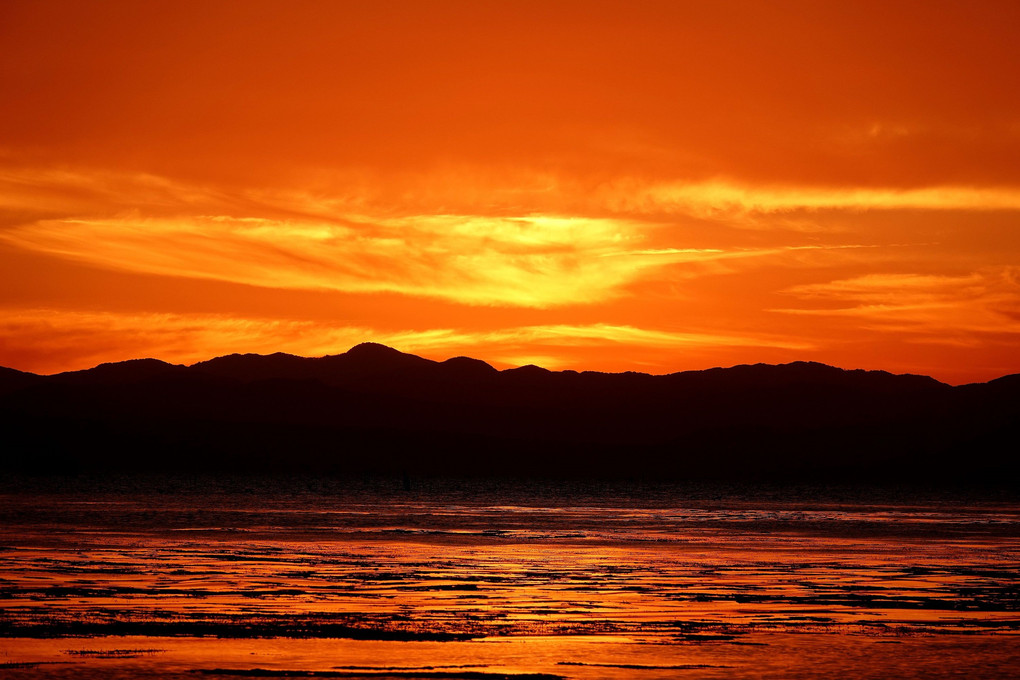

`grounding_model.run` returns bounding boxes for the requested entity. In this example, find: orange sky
[2,0,1019,384]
